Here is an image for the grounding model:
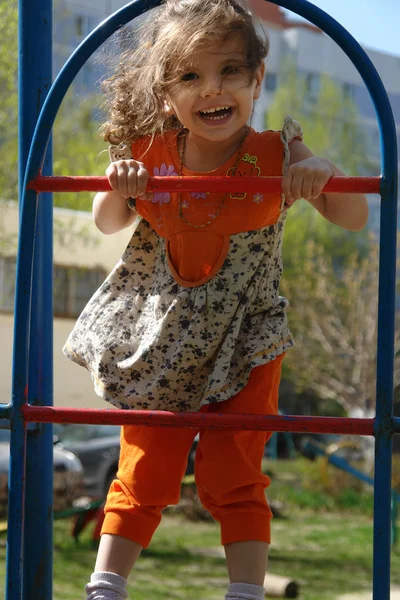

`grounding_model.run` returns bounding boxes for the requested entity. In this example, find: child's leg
[86,423,196,597]
[95,534,143,578]
[224,541,269,586]
[195,356,284,598]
